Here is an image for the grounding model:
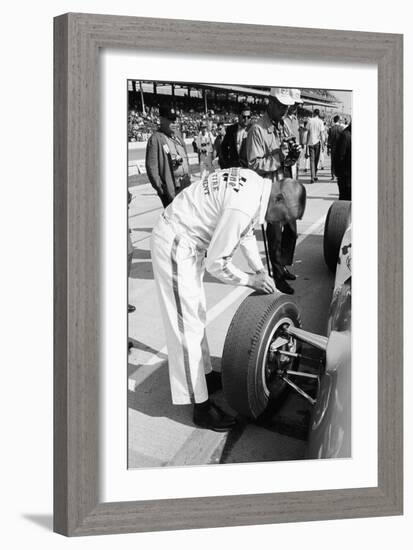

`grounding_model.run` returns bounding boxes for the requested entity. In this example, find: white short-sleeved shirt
[306,116,325,146]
